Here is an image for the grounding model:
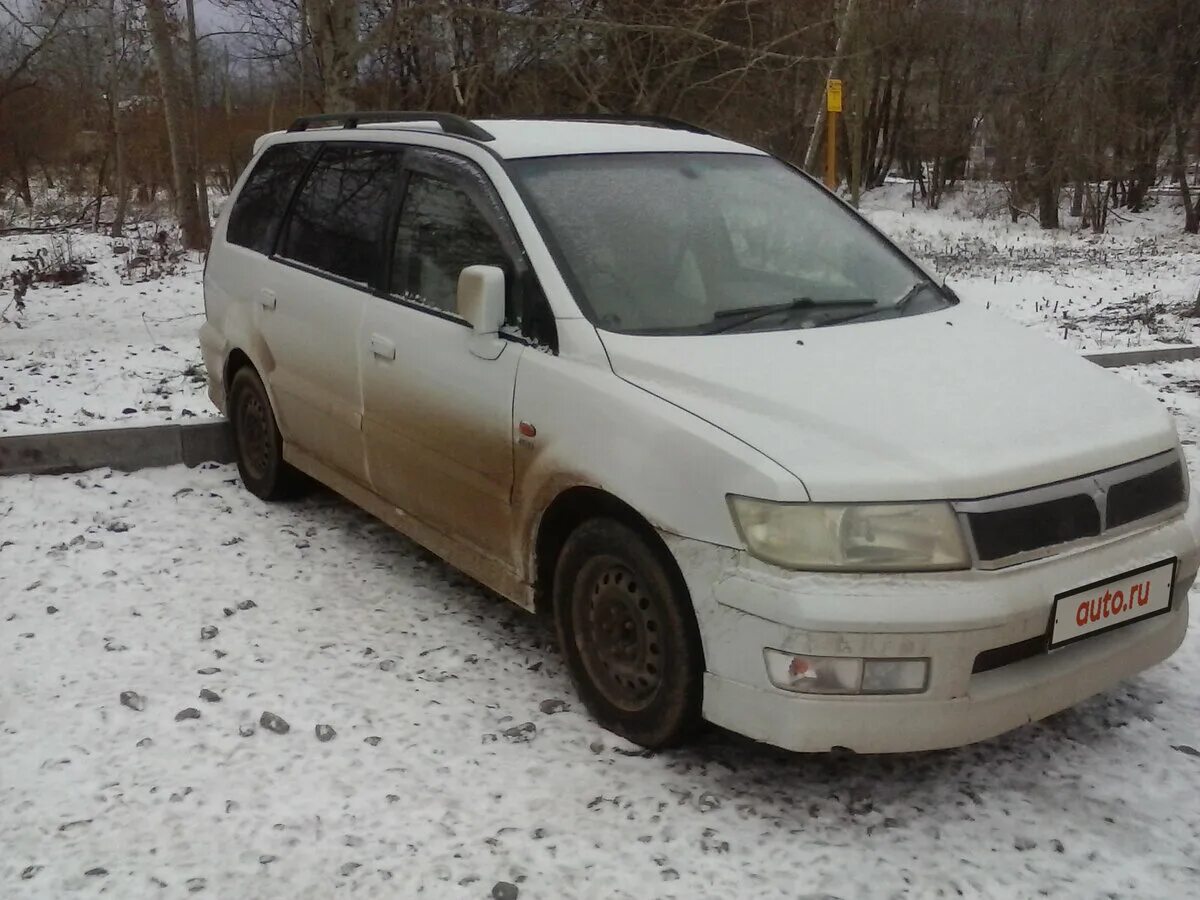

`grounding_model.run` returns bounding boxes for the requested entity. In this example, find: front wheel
[553,518,704,748]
